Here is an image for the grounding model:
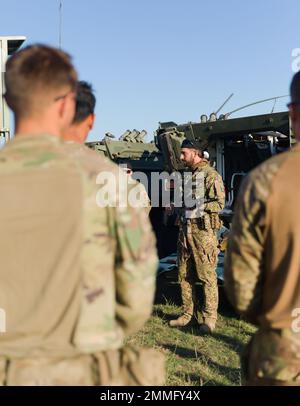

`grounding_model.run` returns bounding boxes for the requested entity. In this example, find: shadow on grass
[152,307,179,322]
[165,344,240,386]
[212,332,245,352]
[172,373,237,386]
